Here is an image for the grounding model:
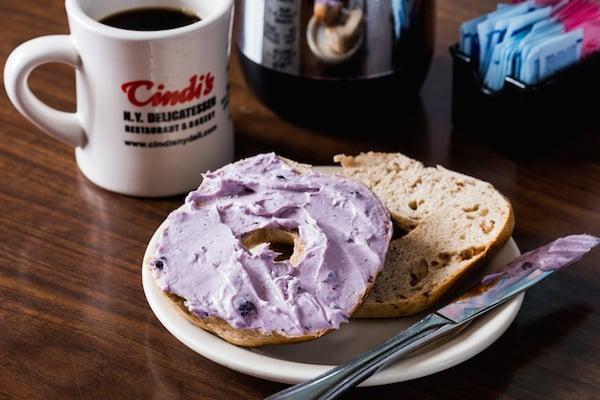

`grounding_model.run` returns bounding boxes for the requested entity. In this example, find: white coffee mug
[4,0,234,197]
